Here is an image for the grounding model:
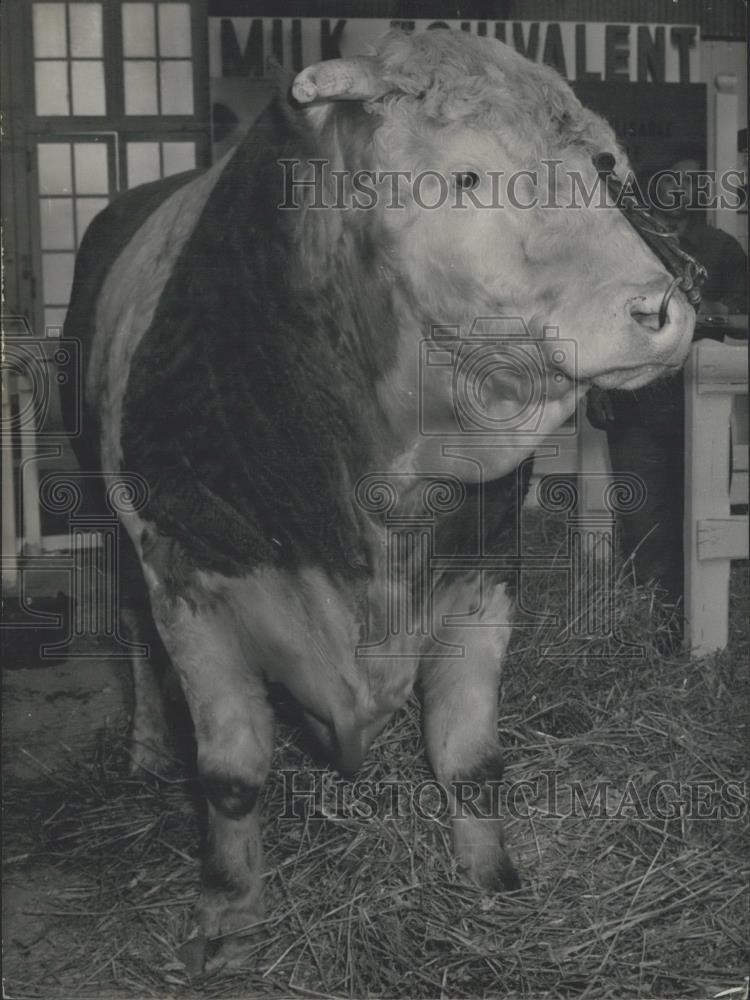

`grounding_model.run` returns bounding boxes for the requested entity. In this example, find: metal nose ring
[658,276,682,329]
